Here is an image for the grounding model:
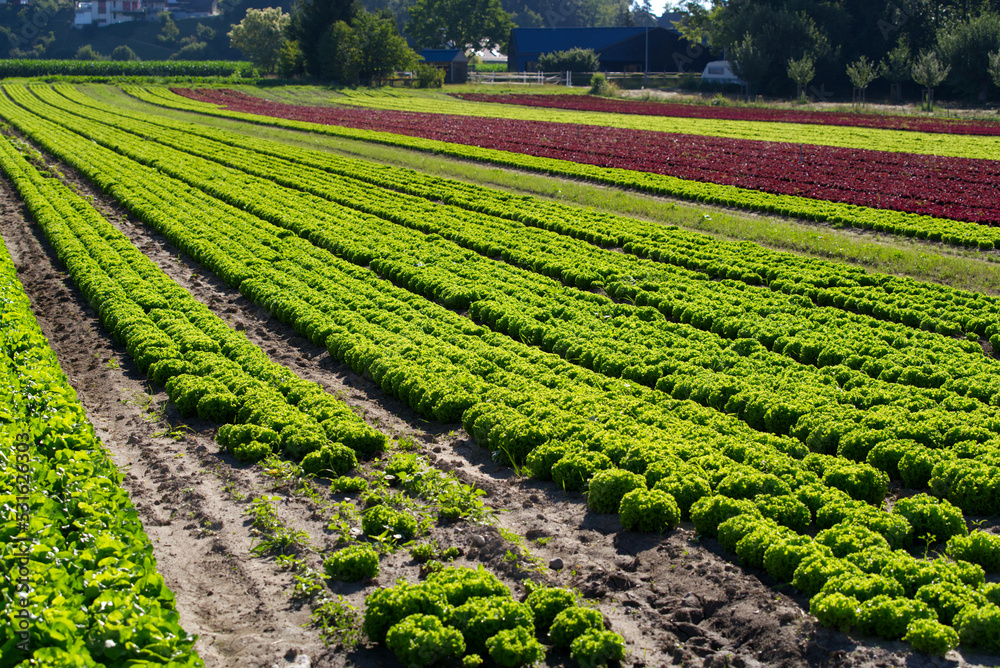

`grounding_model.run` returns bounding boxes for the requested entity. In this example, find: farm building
[507,26,713,74]
[419,49,469,84]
